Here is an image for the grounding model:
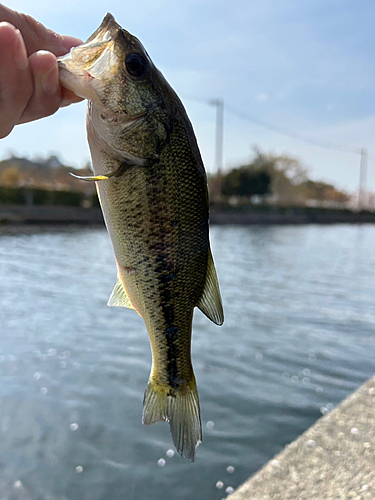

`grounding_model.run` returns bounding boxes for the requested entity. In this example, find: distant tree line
[210,148,349,206]
[0,155,99,208]
[0,186,99,208]
[0,155,96,194]
[0,151,349,209]
[221,168,271,198]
